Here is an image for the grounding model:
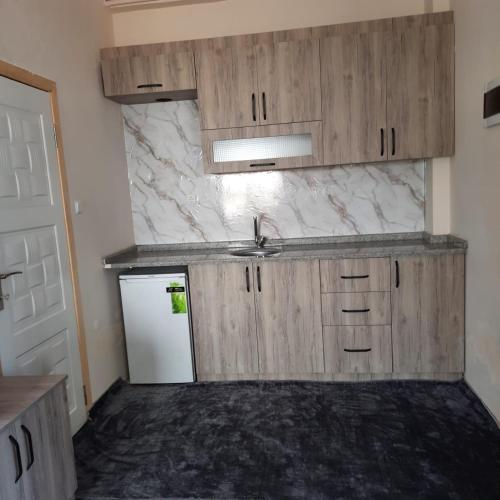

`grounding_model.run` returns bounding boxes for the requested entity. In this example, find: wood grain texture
[189,263,259,375]
[391,255,465,373]
[321,31,388,165]
[256,38,322,125]
[323,325,392,373]
[386,22,454,160]
[101,51,196,98]
[254,260,324,374]
[0,424,23,500]
[201,121,323,174]
[195,44,259,130]
[198,372,462,382]
[320,258,391,293]
[321,292,391,326]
